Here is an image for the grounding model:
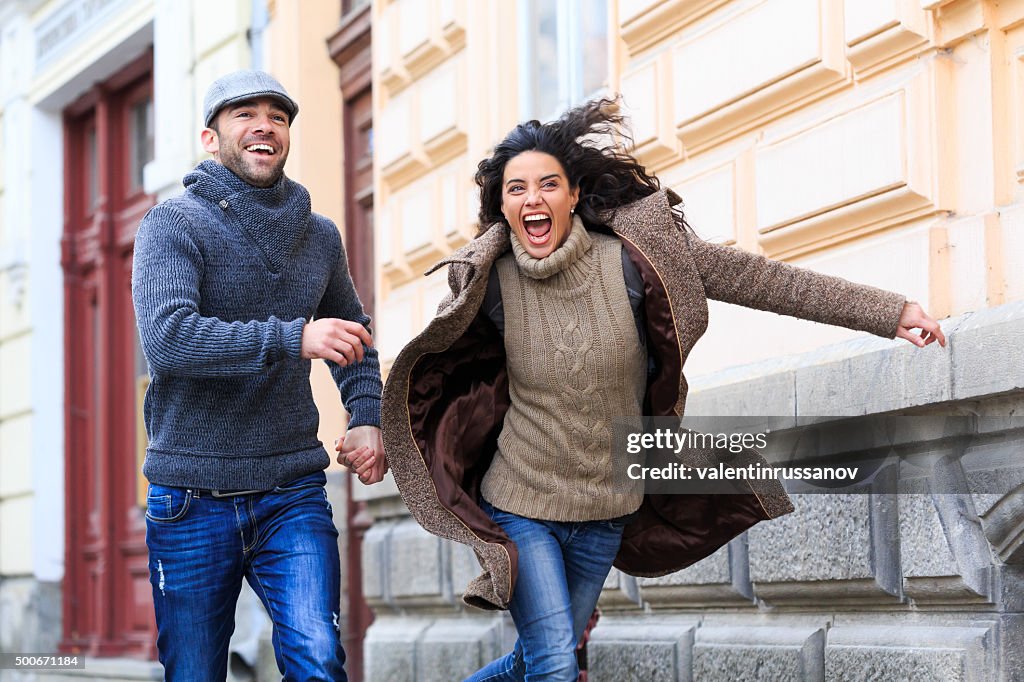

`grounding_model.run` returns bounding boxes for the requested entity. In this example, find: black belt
[189,488,266,498]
